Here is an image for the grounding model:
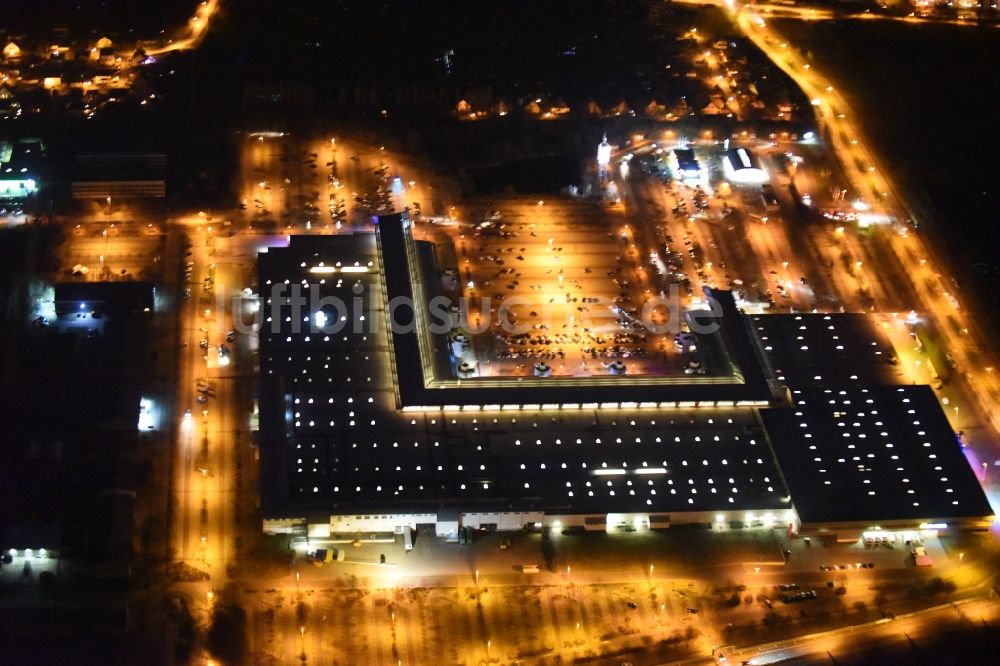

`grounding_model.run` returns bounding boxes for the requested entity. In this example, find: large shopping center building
[257,214,993,543]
